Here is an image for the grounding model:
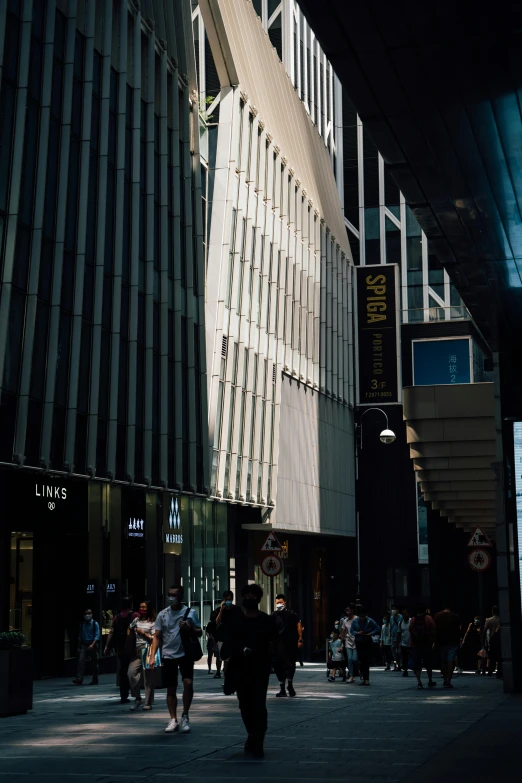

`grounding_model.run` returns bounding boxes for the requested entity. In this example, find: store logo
[36,484,67,501]
[48,502,55,511]
[166,497,183,544]
[128,517,144,538]
[169,497,180,529]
